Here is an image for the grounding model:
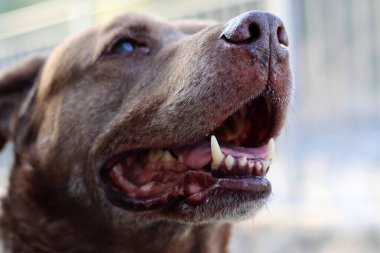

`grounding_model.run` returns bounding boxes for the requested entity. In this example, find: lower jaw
[170,182,271,223]
[103,169,271,211]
